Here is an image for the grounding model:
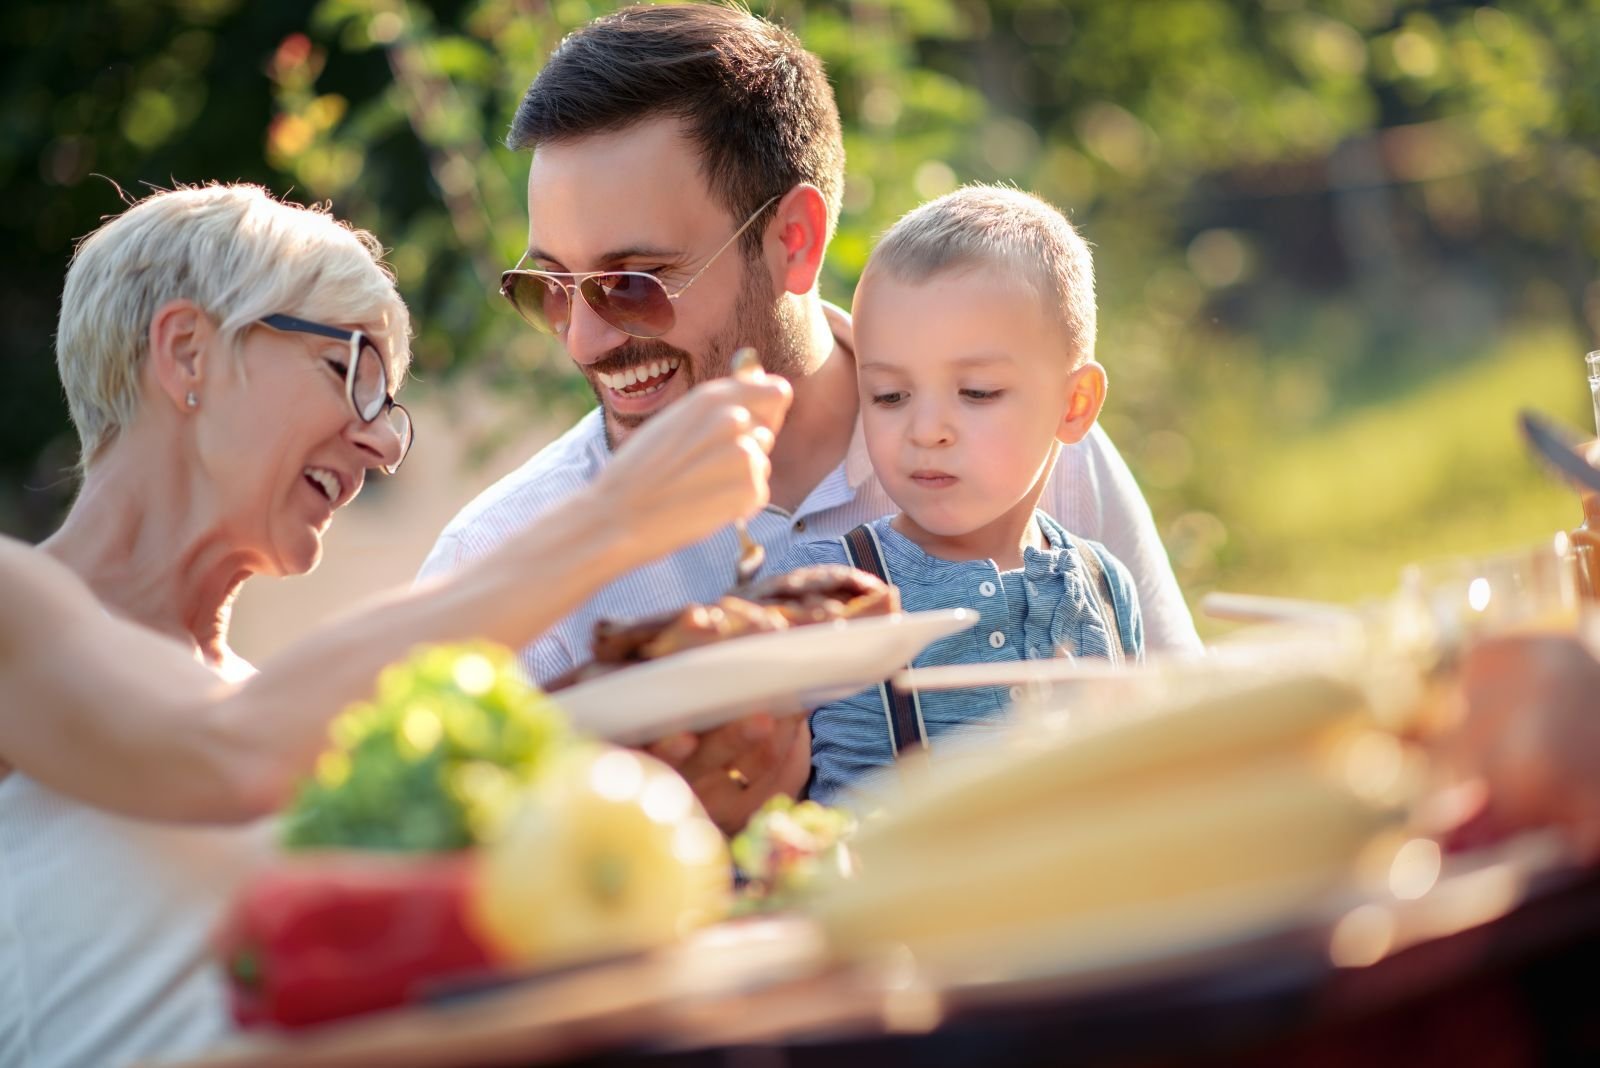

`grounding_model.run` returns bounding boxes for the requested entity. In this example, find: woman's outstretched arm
[0,374,789,823]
